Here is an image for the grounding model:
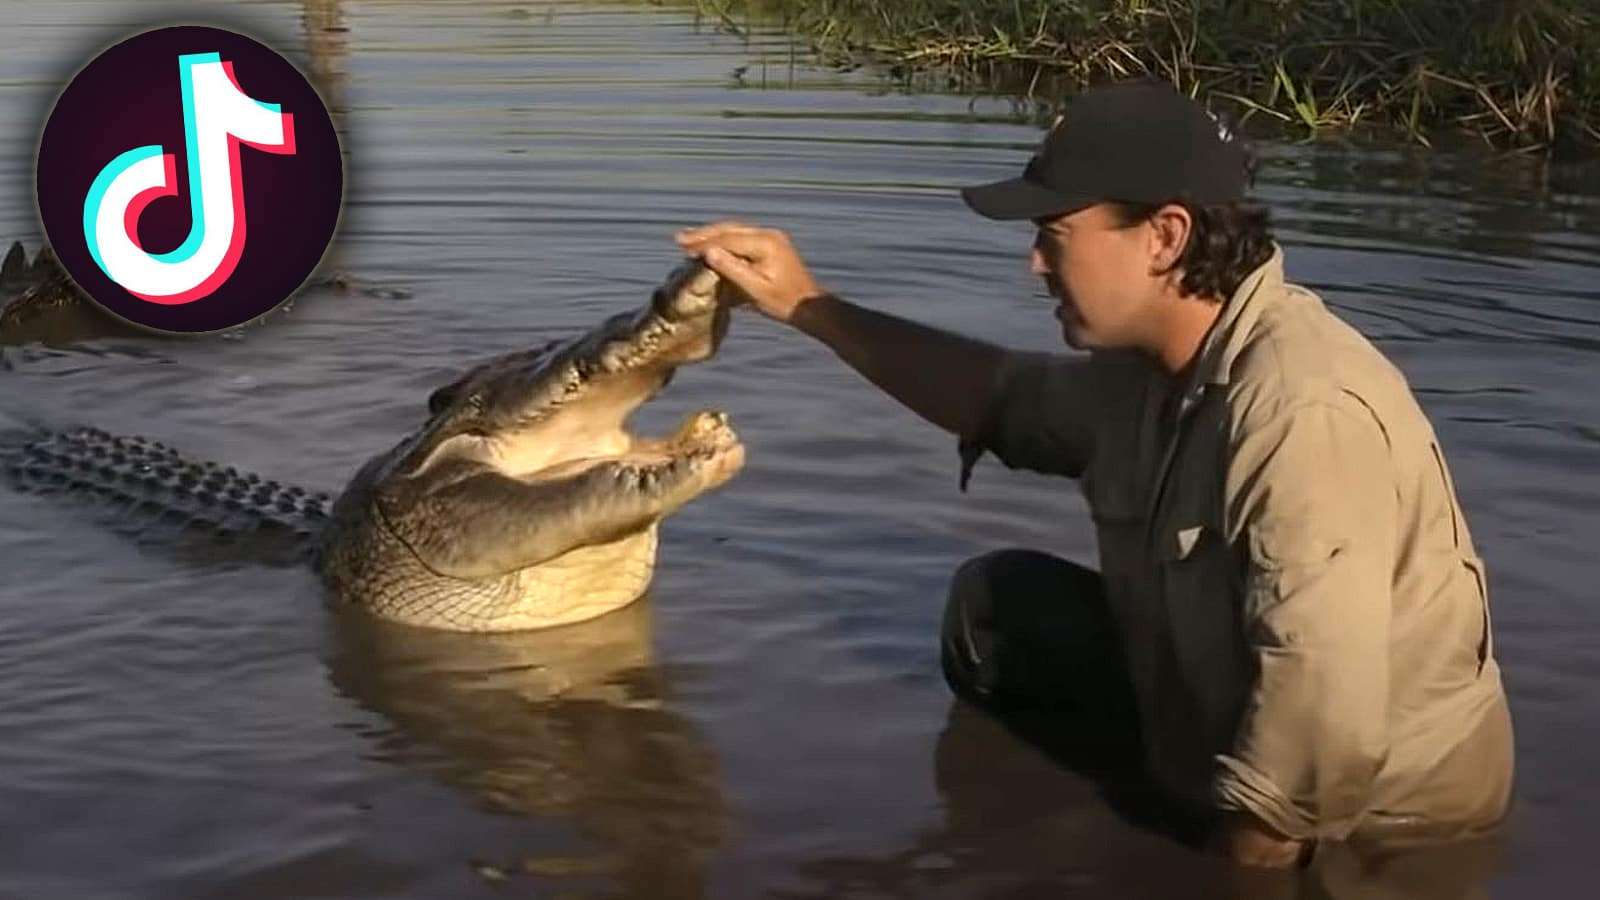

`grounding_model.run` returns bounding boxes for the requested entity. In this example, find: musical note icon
[83,52,296,305]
